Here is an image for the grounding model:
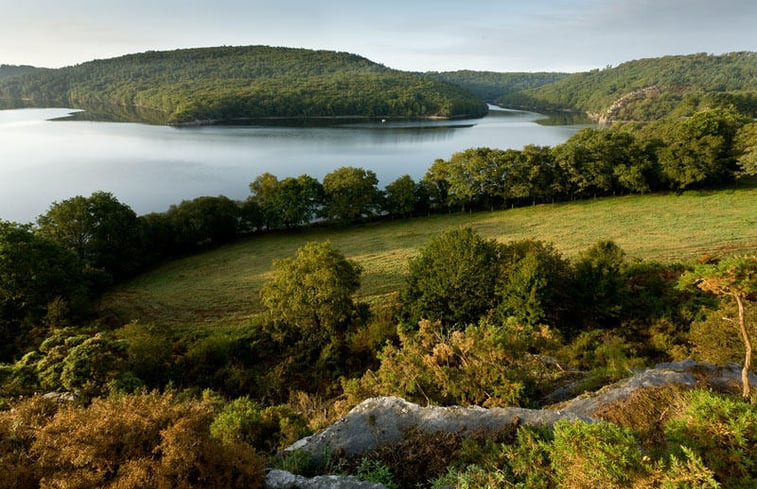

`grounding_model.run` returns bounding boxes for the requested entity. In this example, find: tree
[166,195,241,249]
[657,108,746,190]
[401,228,501,326]
[553,128,648,198]
[494,240,572,327]
[683,256,756,398]
[248,173,323,229]
[36,191,143,279]
[259,241,363,386]
[0,222,91,361]
[260,241,362,337]
[571,241,628,330]
[321,167,381,222]
[383,174,417,218]
[734,122,757,177]
[435,148,505,211]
